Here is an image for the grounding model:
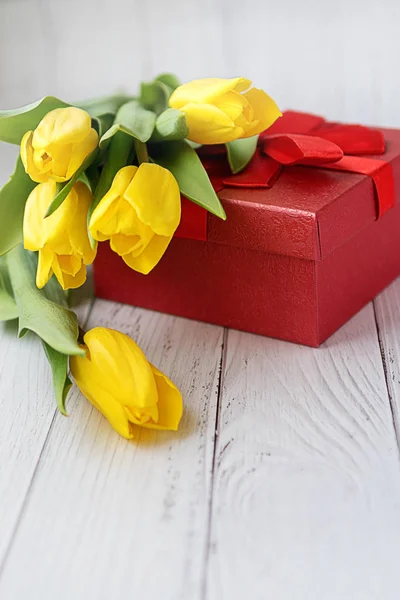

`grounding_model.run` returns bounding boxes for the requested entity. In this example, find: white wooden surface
[1,279,400,600]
